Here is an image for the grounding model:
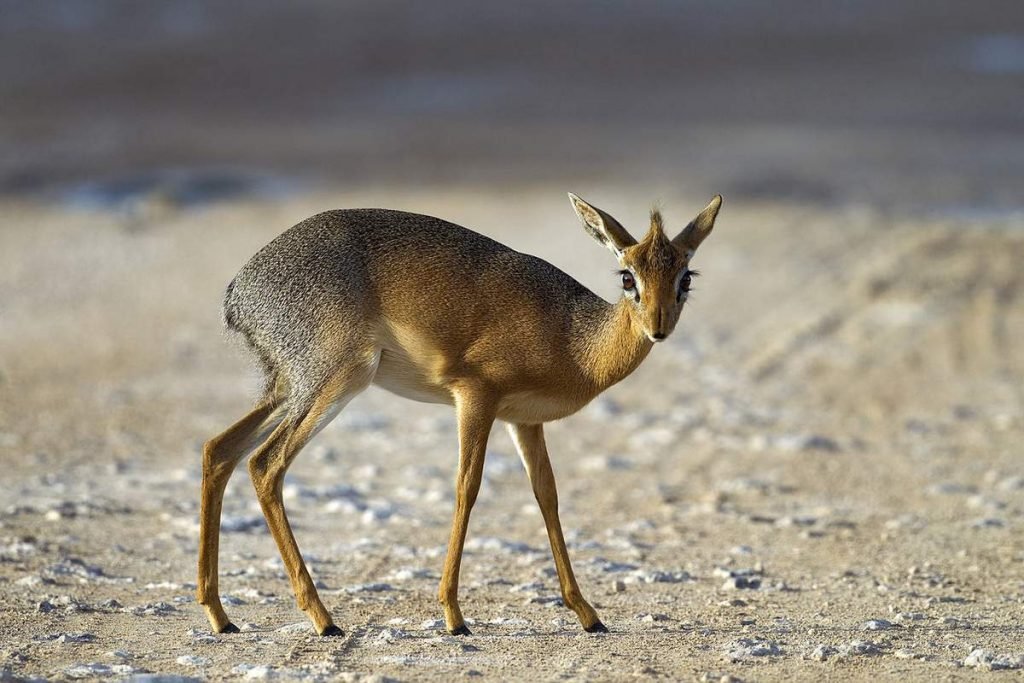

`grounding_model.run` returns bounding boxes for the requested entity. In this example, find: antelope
[197,193,722,636]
